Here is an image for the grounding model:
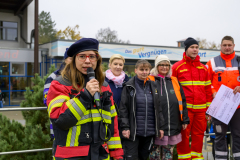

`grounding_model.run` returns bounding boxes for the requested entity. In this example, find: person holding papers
[206,36,240,160]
